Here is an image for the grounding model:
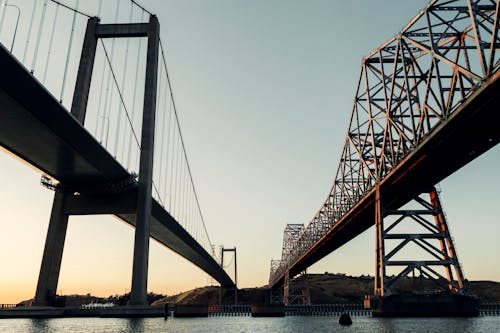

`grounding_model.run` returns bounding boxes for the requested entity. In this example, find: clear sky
[0,0,499,304]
